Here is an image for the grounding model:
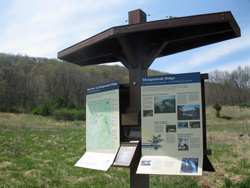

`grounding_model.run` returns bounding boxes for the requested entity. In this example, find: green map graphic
[86,99,111,149]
